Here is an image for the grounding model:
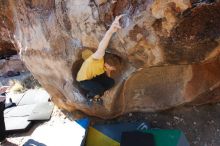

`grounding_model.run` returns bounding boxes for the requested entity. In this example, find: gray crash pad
[4,117,32,133]
[4,104,35,133]
[16,89,50,106]
[4,104,36,117]
[28,102,54,121]
[4,89,52,133]
[23,118,90,146]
